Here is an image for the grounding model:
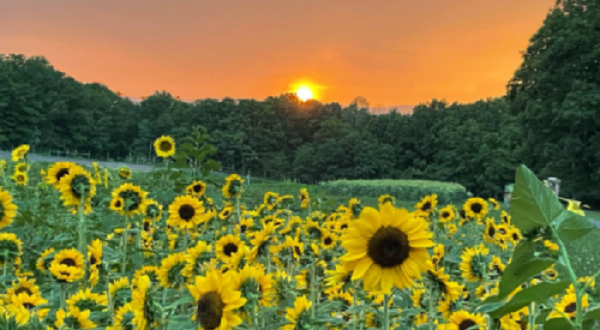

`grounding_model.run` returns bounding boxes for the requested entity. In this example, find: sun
[296,86,314,102]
